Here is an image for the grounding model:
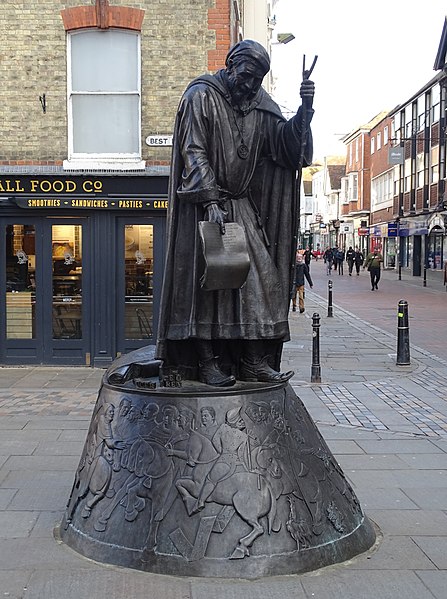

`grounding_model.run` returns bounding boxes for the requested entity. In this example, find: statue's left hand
[205,202,228,235]
[300,79,315,110]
